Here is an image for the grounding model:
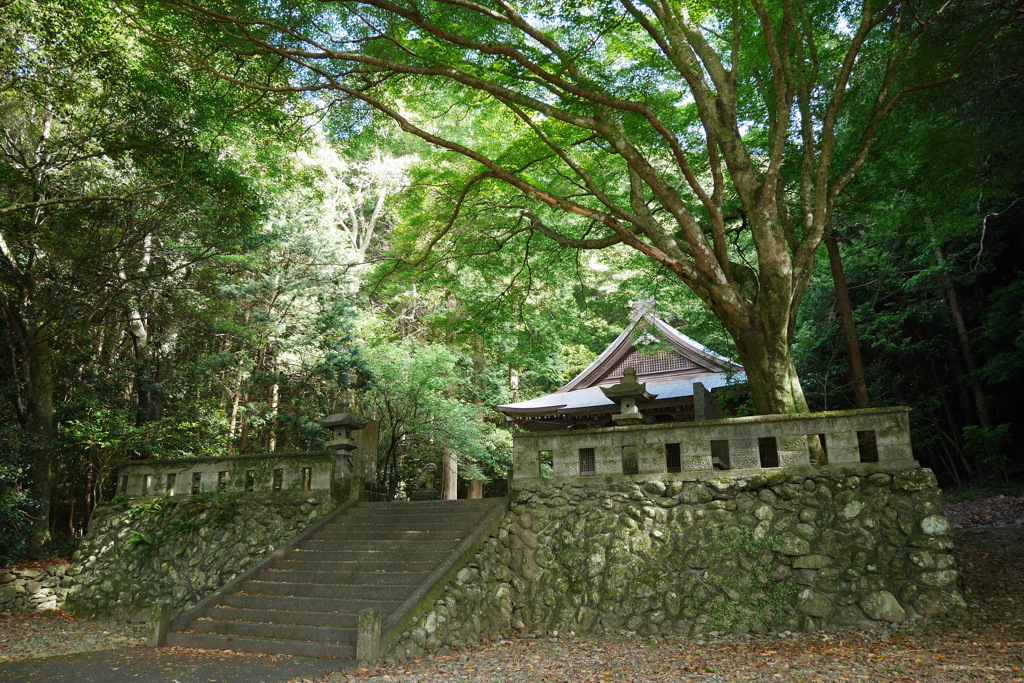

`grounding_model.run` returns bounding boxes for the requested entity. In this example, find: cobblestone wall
[62,492,334,620]
[511,466,964,635]
[0,564,69,615]
[384,465,965,661]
